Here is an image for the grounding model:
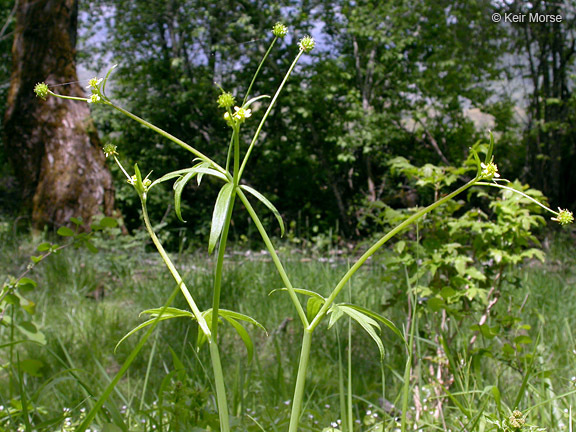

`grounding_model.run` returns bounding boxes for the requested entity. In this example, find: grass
[1,223,576,431]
